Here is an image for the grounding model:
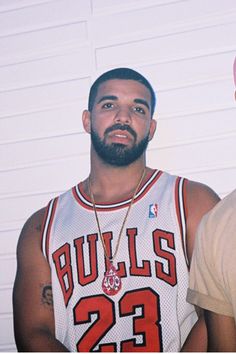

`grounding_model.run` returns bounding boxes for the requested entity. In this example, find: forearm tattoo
[41,284,53,309]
